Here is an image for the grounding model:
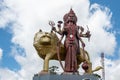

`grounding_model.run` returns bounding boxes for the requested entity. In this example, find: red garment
[63,23,80,72]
